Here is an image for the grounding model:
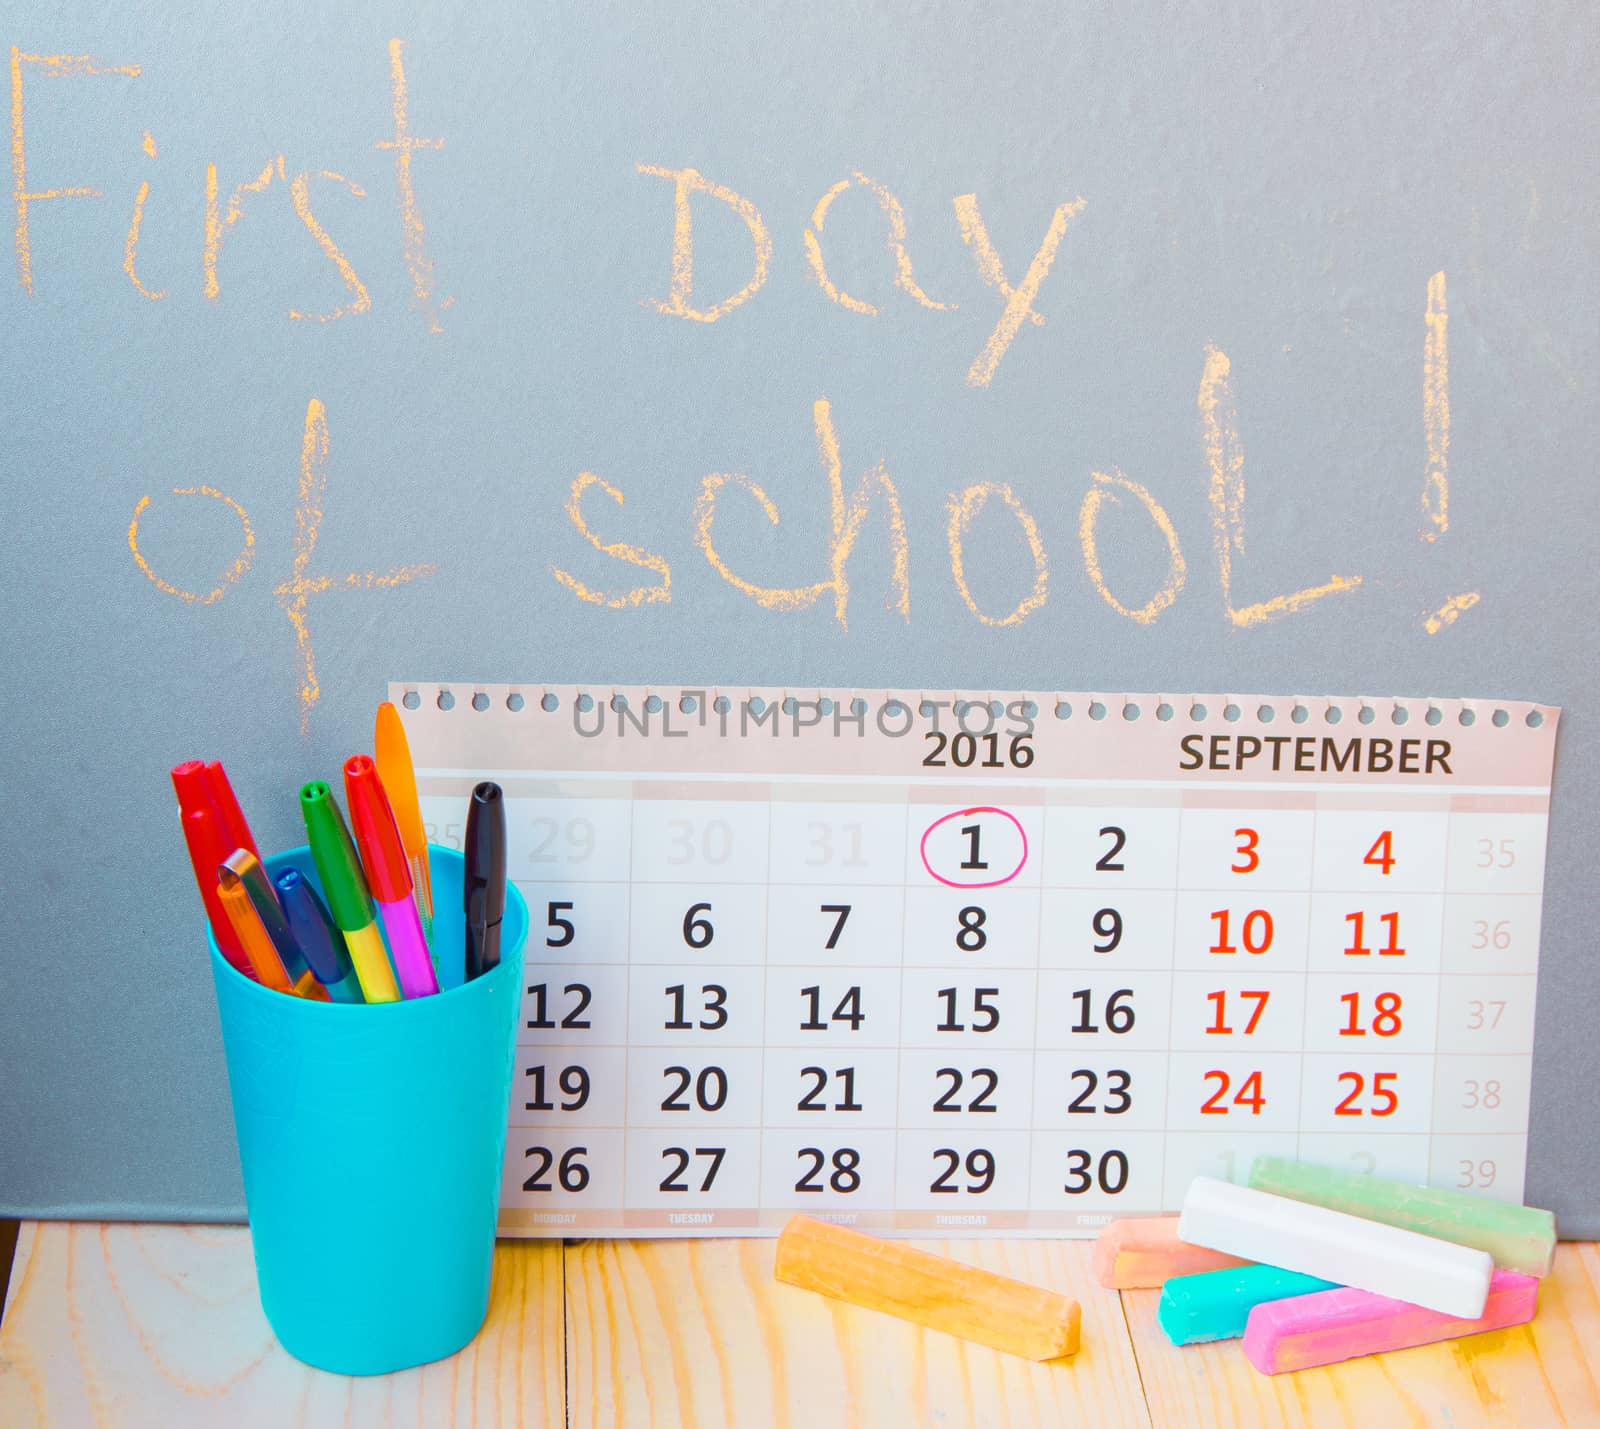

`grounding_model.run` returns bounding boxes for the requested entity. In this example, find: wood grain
[1121,1241,1600,1427]
[564,1235,1150,1429]
[0,1223,564,1428]
[5,1225,1598,1427]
